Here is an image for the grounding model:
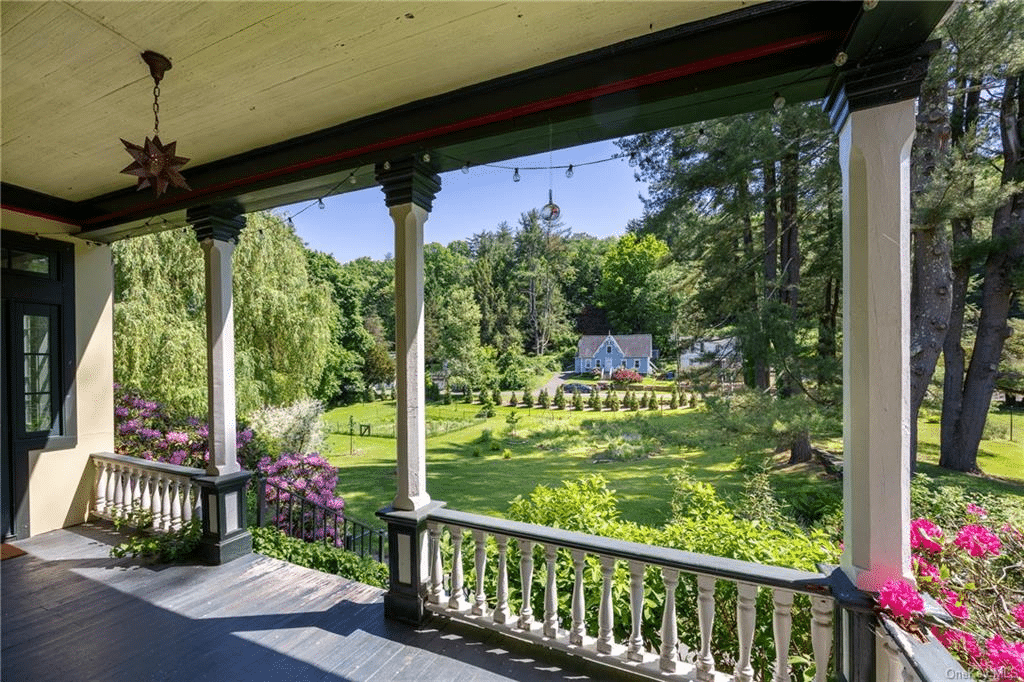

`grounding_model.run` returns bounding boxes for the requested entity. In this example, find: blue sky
[282,140,649,263]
